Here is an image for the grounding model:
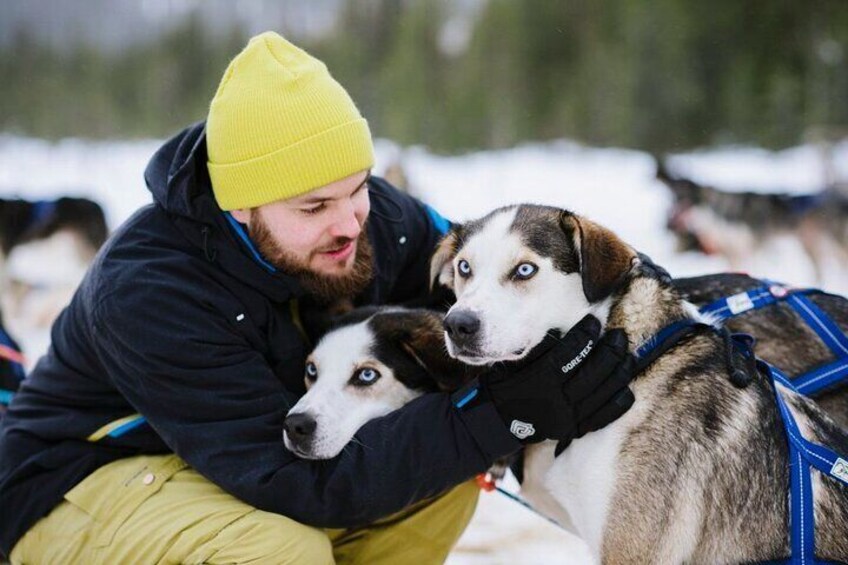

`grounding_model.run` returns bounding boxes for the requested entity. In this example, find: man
[0,32,634,563]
